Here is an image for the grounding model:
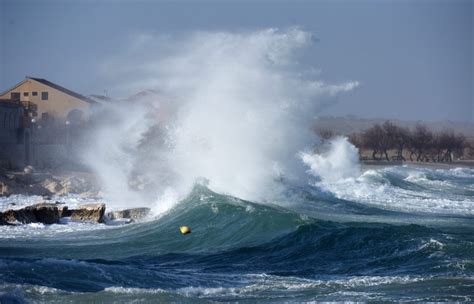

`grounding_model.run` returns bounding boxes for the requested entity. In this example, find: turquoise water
[0,165,473,302]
